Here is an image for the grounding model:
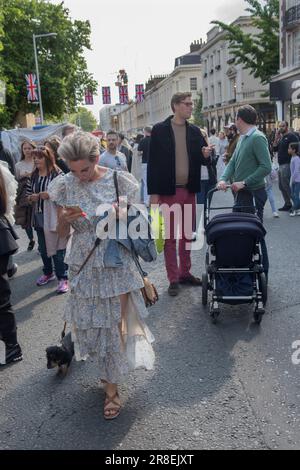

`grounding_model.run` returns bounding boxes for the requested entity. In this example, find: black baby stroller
[201,187,268,325]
